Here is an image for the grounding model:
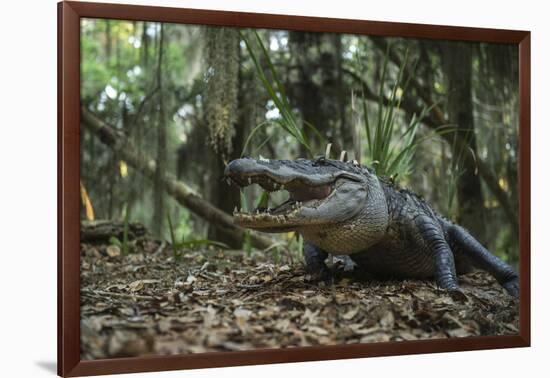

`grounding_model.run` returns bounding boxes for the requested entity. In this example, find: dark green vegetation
[79,19,520,356]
